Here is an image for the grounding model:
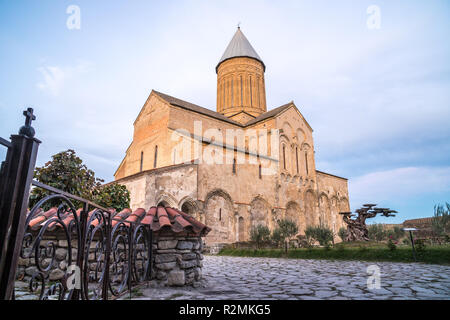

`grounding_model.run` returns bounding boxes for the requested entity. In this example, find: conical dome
[216,27,265,72]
